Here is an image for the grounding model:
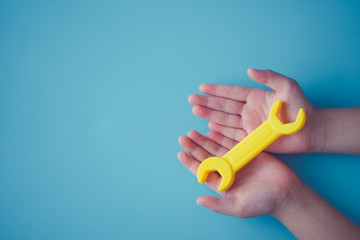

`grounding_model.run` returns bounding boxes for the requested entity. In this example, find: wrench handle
[223,120,281,172]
